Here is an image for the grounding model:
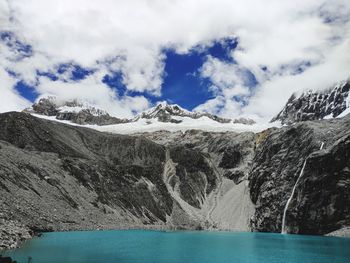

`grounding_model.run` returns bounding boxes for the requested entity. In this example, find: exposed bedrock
[249,117,350,234]
[286,134,350,234]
